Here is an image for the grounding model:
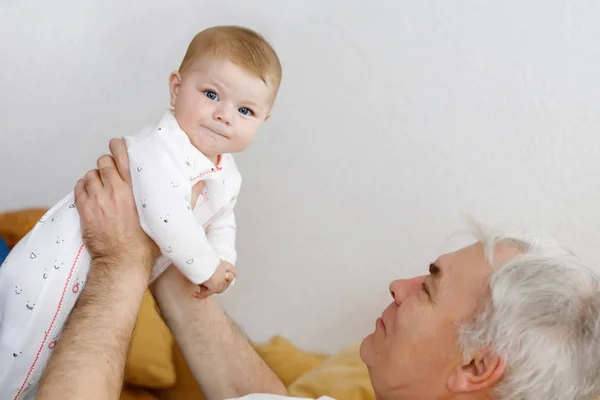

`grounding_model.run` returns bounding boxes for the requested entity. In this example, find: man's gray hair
[457,221,600,400]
